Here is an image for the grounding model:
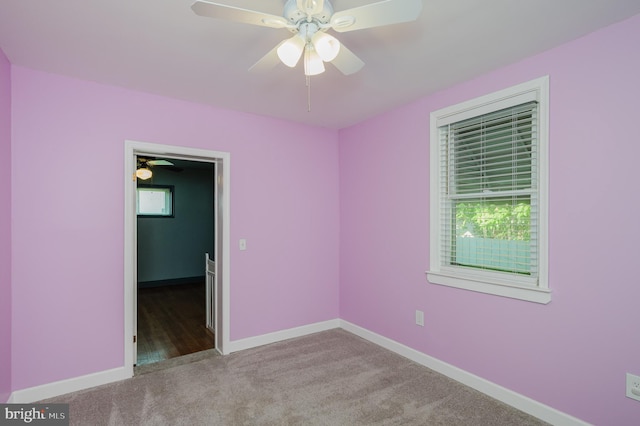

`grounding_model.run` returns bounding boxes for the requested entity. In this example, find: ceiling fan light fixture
[277,35,305,67]
[136,167,153,180]
[304,47,325,76]
[311,31,340,62]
